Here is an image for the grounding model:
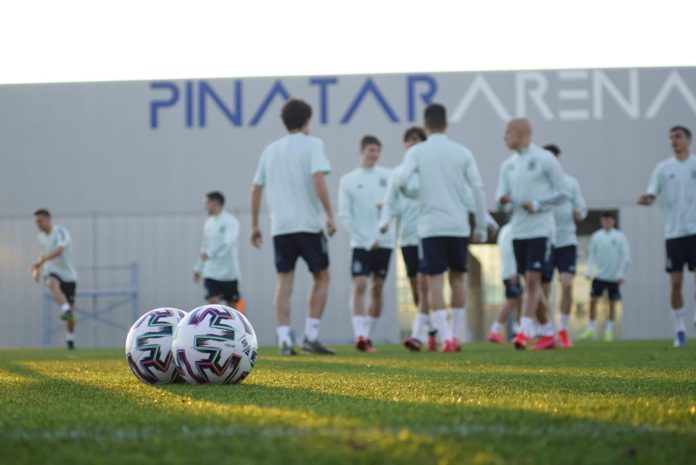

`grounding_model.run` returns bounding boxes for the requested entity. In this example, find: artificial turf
[0,341,694,465]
